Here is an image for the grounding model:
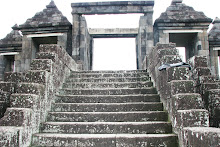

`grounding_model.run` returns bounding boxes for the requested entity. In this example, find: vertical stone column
[72,14,81,61]
[79,16,86,64]
[159,31,169,44]
[137,15,147,69]
[79,16,93,70]
[89,38,94,70]
[144,12,154,56]
[0,56,6,80]
[137,11,154,69]
[197,31,209,56]
[14,36,33,72]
